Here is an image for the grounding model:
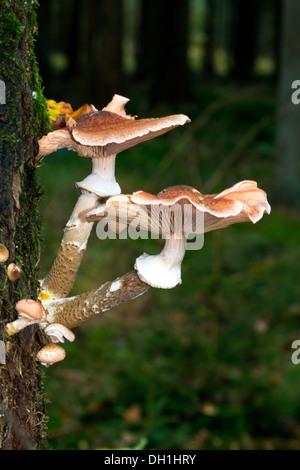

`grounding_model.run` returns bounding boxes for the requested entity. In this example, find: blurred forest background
[35,0,300,450]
